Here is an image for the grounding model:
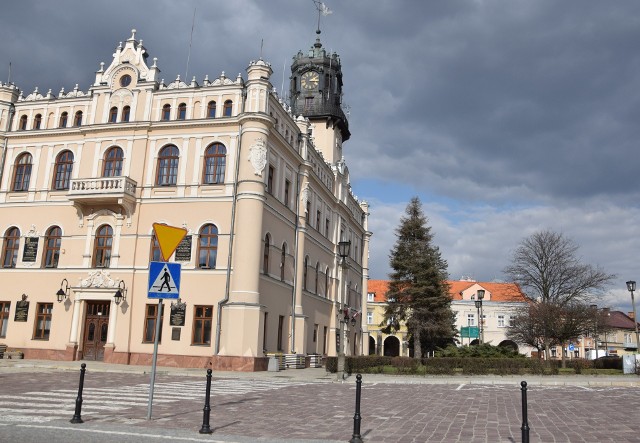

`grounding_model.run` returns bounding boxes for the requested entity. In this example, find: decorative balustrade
[69,177,137,197]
